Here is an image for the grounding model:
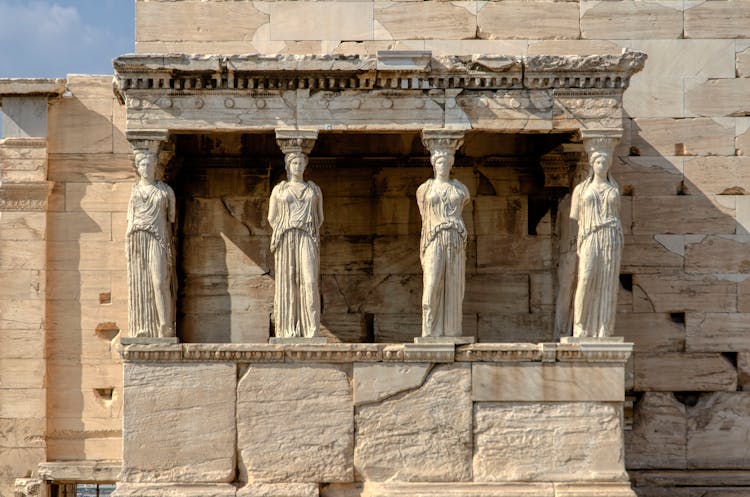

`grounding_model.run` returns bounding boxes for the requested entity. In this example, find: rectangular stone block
[321,235,373,274]
[0,299,44,330]
[48,153,135,183]
[581,0,682,39]
[476,235,552,272]
[622,235,684,273]
[373,313,476,343]
[47,97,115,154]
[120,363,236,483]
[47,436,121,461]
[0,418,45,449]
[473,363,624,402]
[625,392,687,469]
[631,118,735,157]
[633,195,736,235]
[353,362,432,406]
[686,312,750,352]
[474,196,526,236]
[181,235,271,276]
[0,240,45,269]
[113,483,237,497]
[0,359,44,389]
[373,236,421,275]
[64,182,131,213]
[374,2,476,40]
[355,364,472,482]
[616,313,685,352]
[47,211,112,241]
[613,157,683,198]
[47,241,127,271]
[477,1,579,40]
[684,2,750,39]
[0,211,45,241]
[375,197,420,236]
[686,78,750,117]
[634,353,737,391]
[322,197,373,236]
[473,402,627,482]
[320,312,369,343]
[0,448,45,497]
[684,157,750,196]
[0,329,43,359]
[237,364,353,483]
[270,2,372,41]
[687,393,750,469]
[238,483,319,497]
[465,274,530,313]
[477,312,553,343]
[0,389,45,418]
[137,1,268,42]
[634,274,737,313]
